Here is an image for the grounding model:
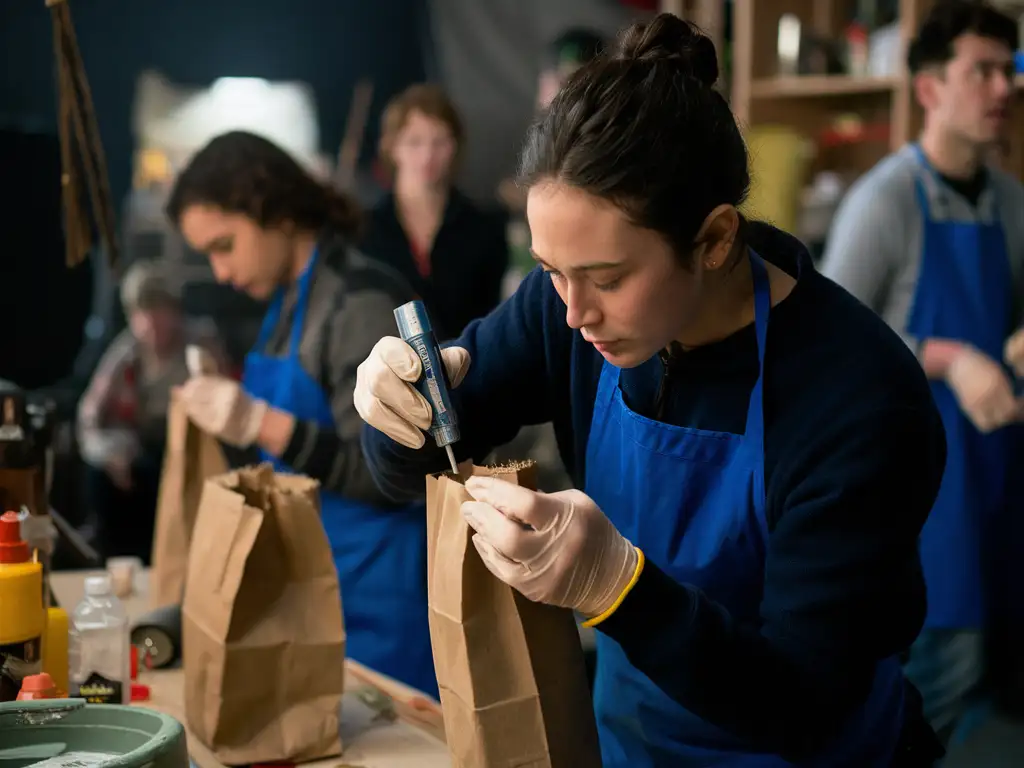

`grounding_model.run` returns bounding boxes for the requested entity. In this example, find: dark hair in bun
[518,13,748,265]
[615,16,719,87]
